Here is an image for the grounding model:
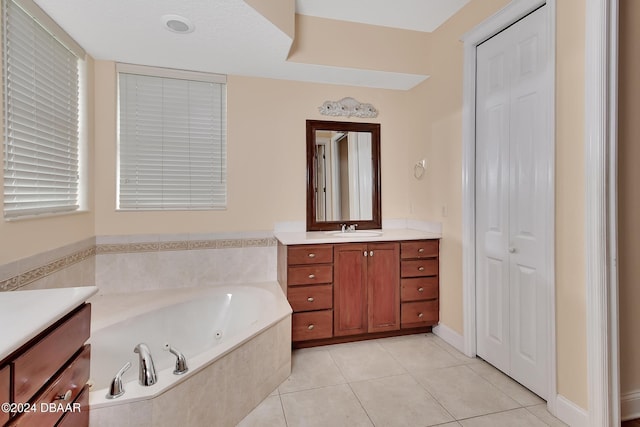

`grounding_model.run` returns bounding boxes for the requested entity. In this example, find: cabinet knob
[418,287,424,292]
[307,297,315,302]
[418,313,424,318]
[308,274,315,279]
[308,253,316,258]
[307,324,315,330]
[418,266,425,272]
[418,248,425,253]
[56,390,73,401]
